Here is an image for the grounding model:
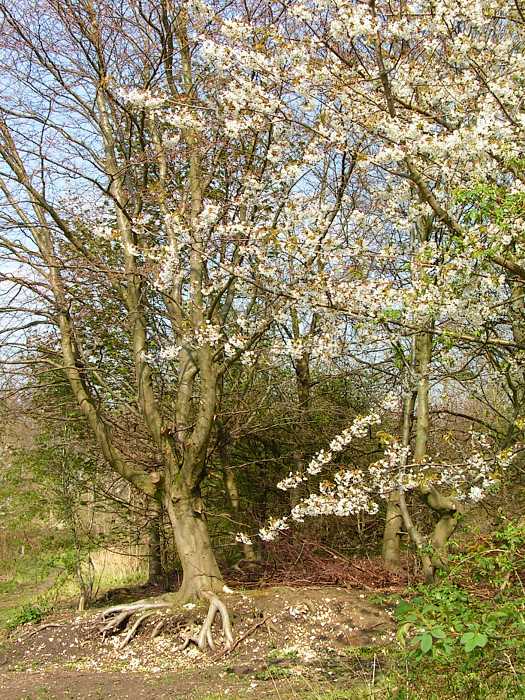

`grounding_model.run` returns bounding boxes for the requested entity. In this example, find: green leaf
[420,633,433,654]
[395,601,412,617]
[461,632,488,652]
[431,627,446,639]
